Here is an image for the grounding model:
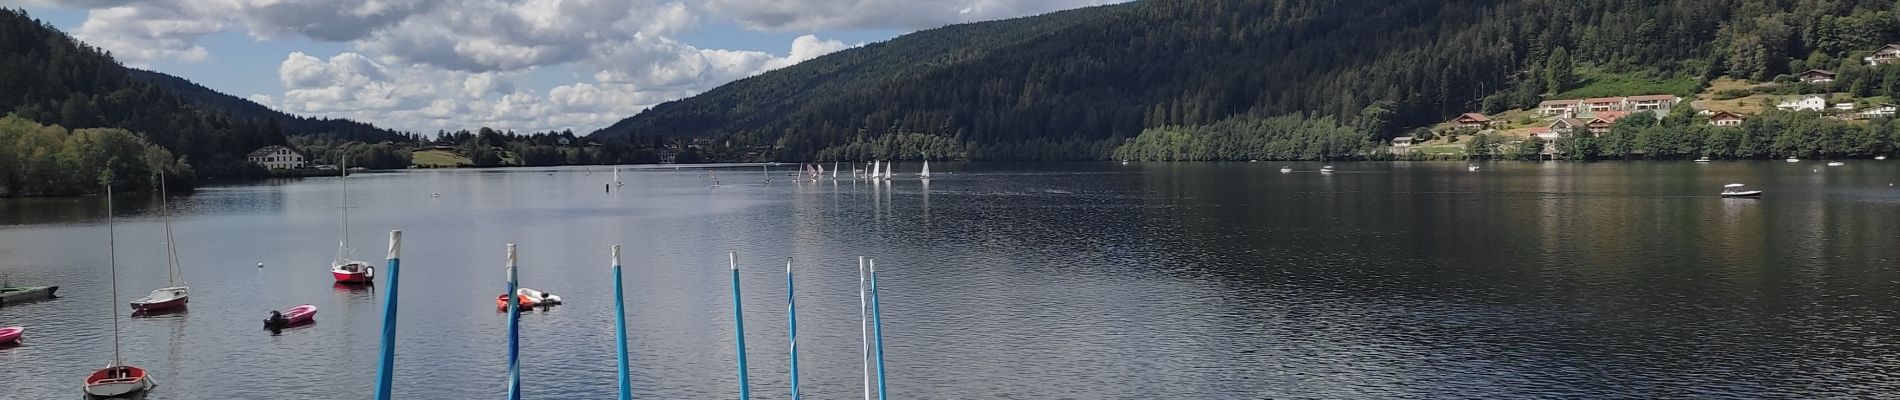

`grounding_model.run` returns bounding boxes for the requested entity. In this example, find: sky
[14,0,1121,135]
